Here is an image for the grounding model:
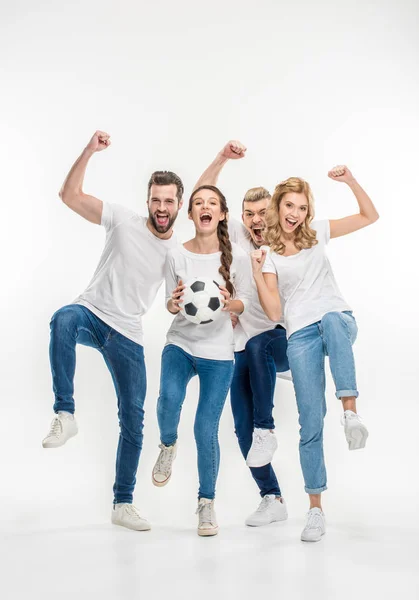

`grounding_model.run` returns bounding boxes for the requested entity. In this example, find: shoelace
[124,504,144,521]
[196,501,214,524]
[47,417,63,438]
[256,496,275,513]
[305,510,323,531]
[341,412,363,427]
[252,432,269,453]
[155,444,174,475]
